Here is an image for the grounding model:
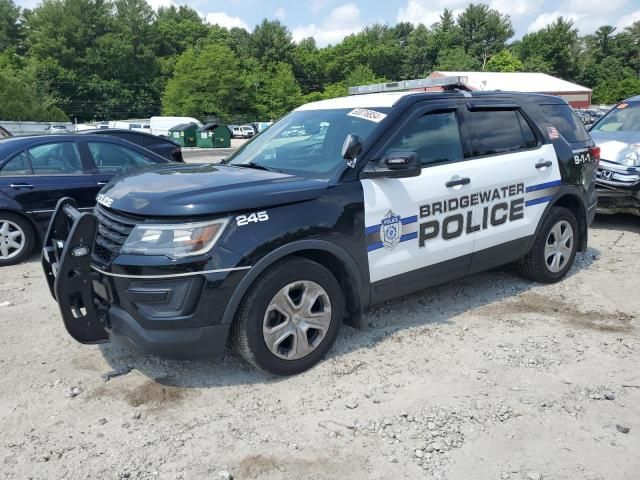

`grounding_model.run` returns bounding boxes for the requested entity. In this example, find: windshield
[227,107,389,178]
[591,101,640,133]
